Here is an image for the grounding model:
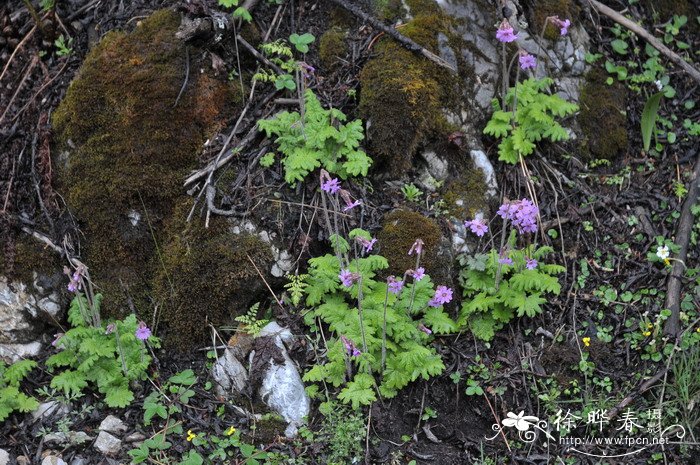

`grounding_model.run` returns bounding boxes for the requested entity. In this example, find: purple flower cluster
[411,267,425,281]
[497,198,539,234]
[526,257,538,270]
[341,335,361,357]
[519,52,536,70]
[356,236,377,254]
[550,17,571,35]
[387,276,404,294]
[339,269,359,287]
[321,177,341,194]
[135,321,152,341]
[498,255,513,266]
[465,218,489,237]
[339,190,361,212]
[429,285,453,307]
[496,19,518,43]
[65,266,83,293]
